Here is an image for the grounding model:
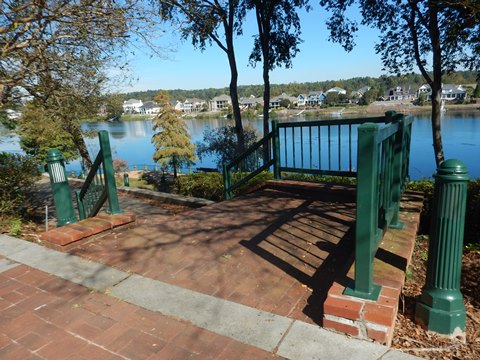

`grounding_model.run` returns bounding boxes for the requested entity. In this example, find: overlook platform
[47,180,423,346]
